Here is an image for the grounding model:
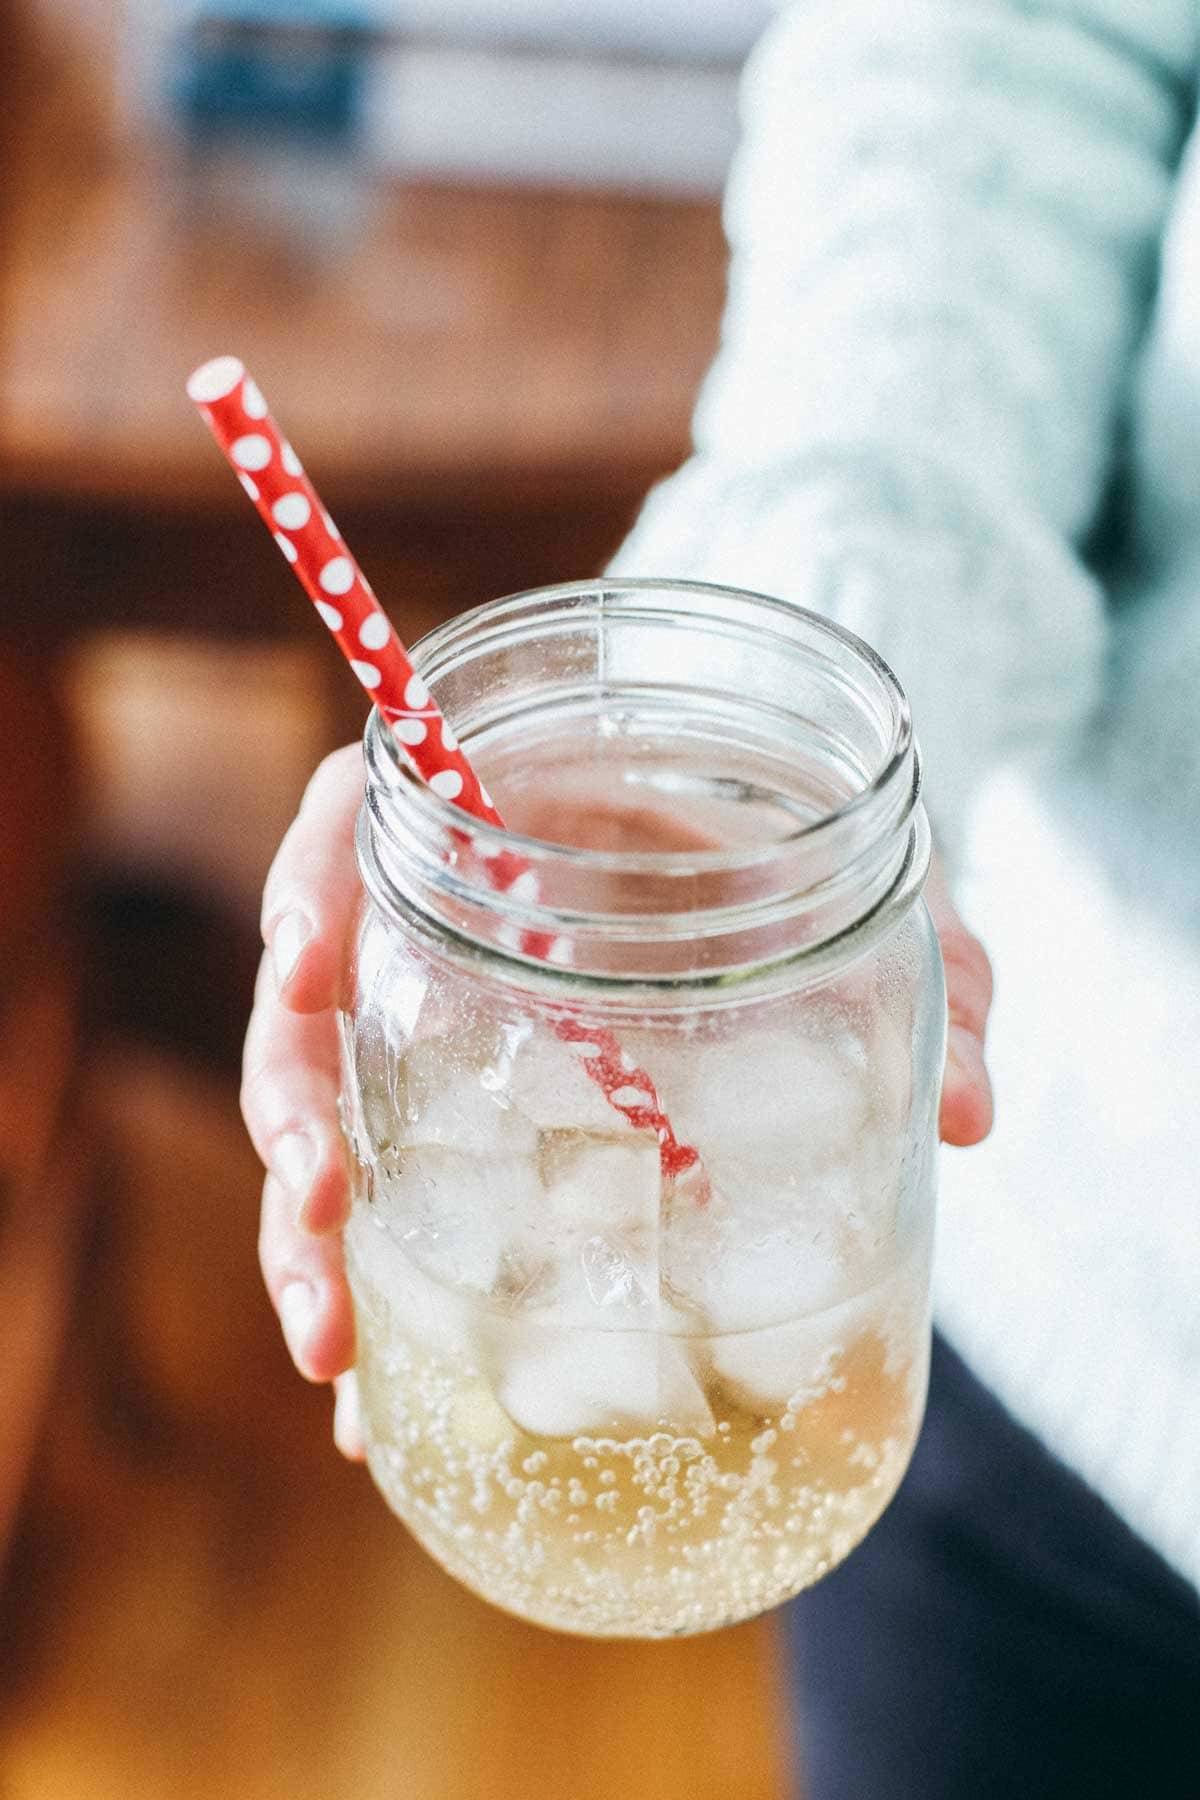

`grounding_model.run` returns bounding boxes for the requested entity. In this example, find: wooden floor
[0,637,793,1800]
[0,1050,792,1800]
